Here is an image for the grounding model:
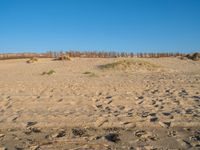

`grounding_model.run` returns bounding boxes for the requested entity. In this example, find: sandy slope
[0,58,200,150]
